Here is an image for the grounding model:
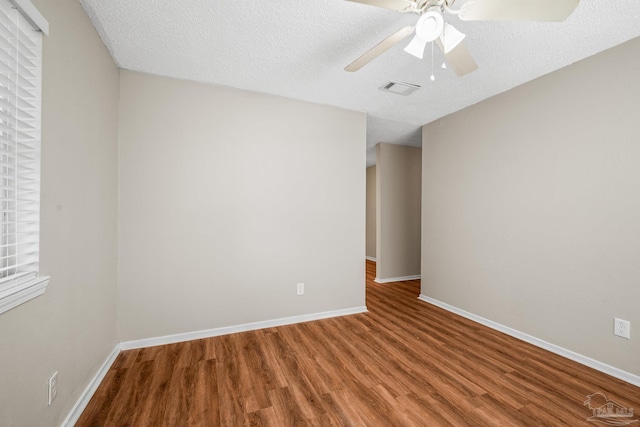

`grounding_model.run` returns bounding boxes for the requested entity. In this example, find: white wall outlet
[614,318,630,339]
[48,371,58,405]
[297,283,304,296]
